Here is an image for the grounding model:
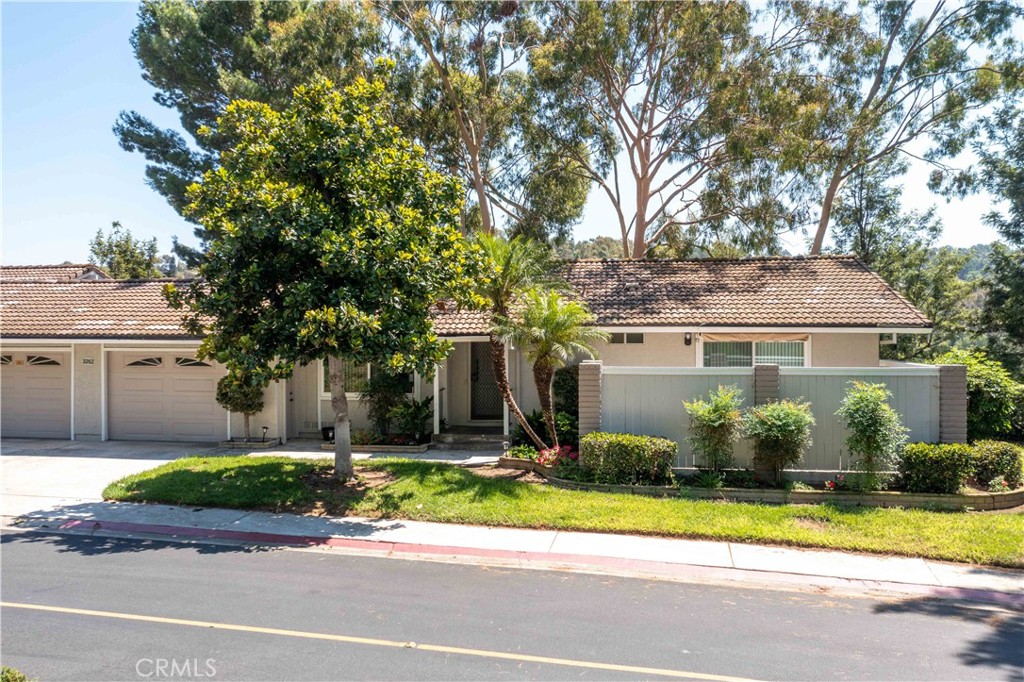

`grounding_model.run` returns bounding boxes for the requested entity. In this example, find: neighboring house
[1,263,109,282]
[0,256,931,444]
